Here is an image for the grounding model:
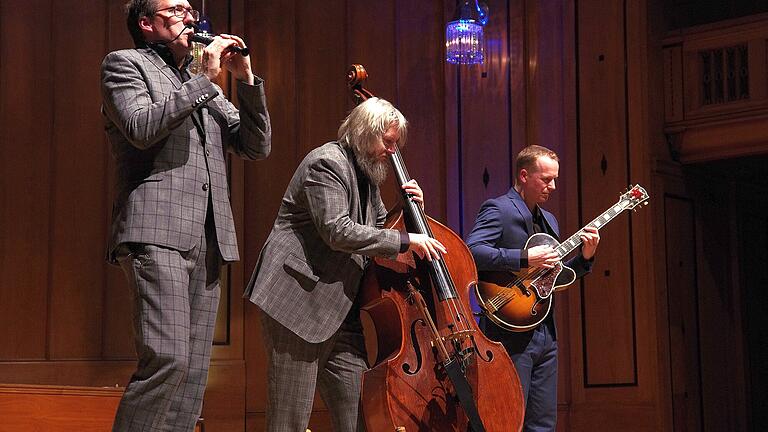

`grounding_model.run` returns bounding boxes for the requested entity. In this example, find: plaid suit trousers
[112,222,221,432]
[259,311,368,432]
